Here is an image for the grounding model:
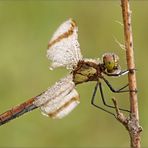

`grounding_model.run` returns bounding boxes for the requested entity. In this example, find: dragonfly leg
[98,81,130,112]
[91,81,116,117]
[104,68,136,77]
[102,77,137,93]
